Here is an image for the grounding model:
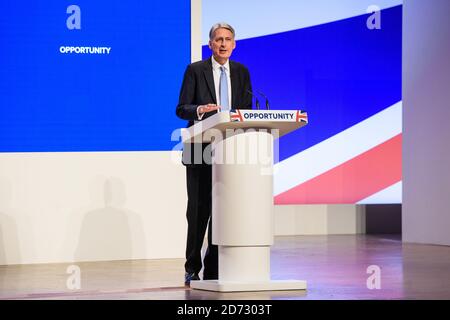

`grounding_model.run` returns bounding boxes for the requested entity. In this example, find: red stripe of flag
[274,134,402,204]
